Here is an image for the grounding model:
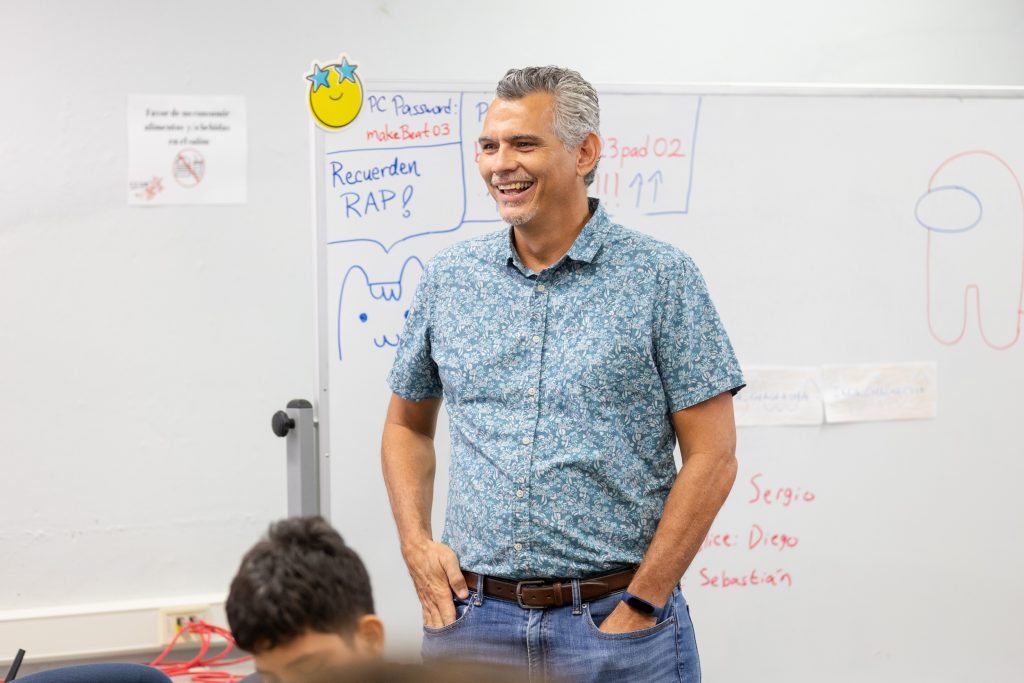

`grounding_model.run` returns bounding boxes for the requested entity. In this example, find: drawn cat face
[337,256,424,361]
